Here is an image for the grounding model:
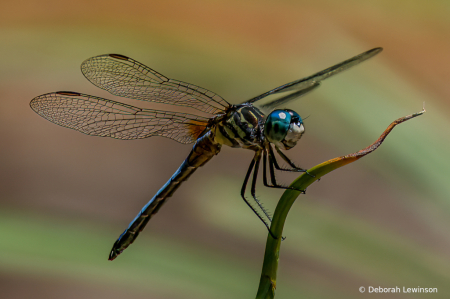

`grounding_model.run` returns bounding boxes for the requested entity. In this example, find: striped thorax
[212,104,266,150]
